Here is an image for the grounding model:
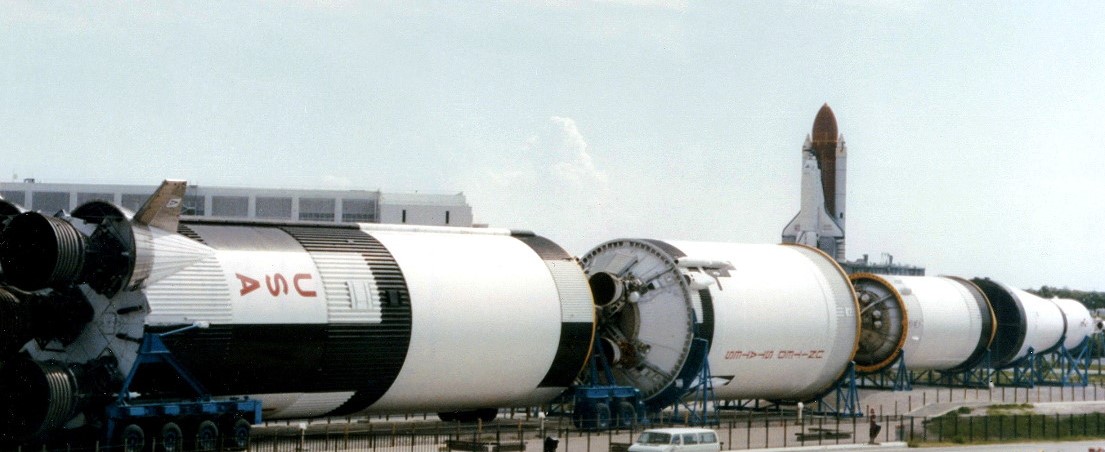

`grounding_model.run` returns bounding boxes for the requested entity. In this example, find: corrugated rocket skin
[514,234,596,388]
[138,221,594,417]
[153,224,412,416]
